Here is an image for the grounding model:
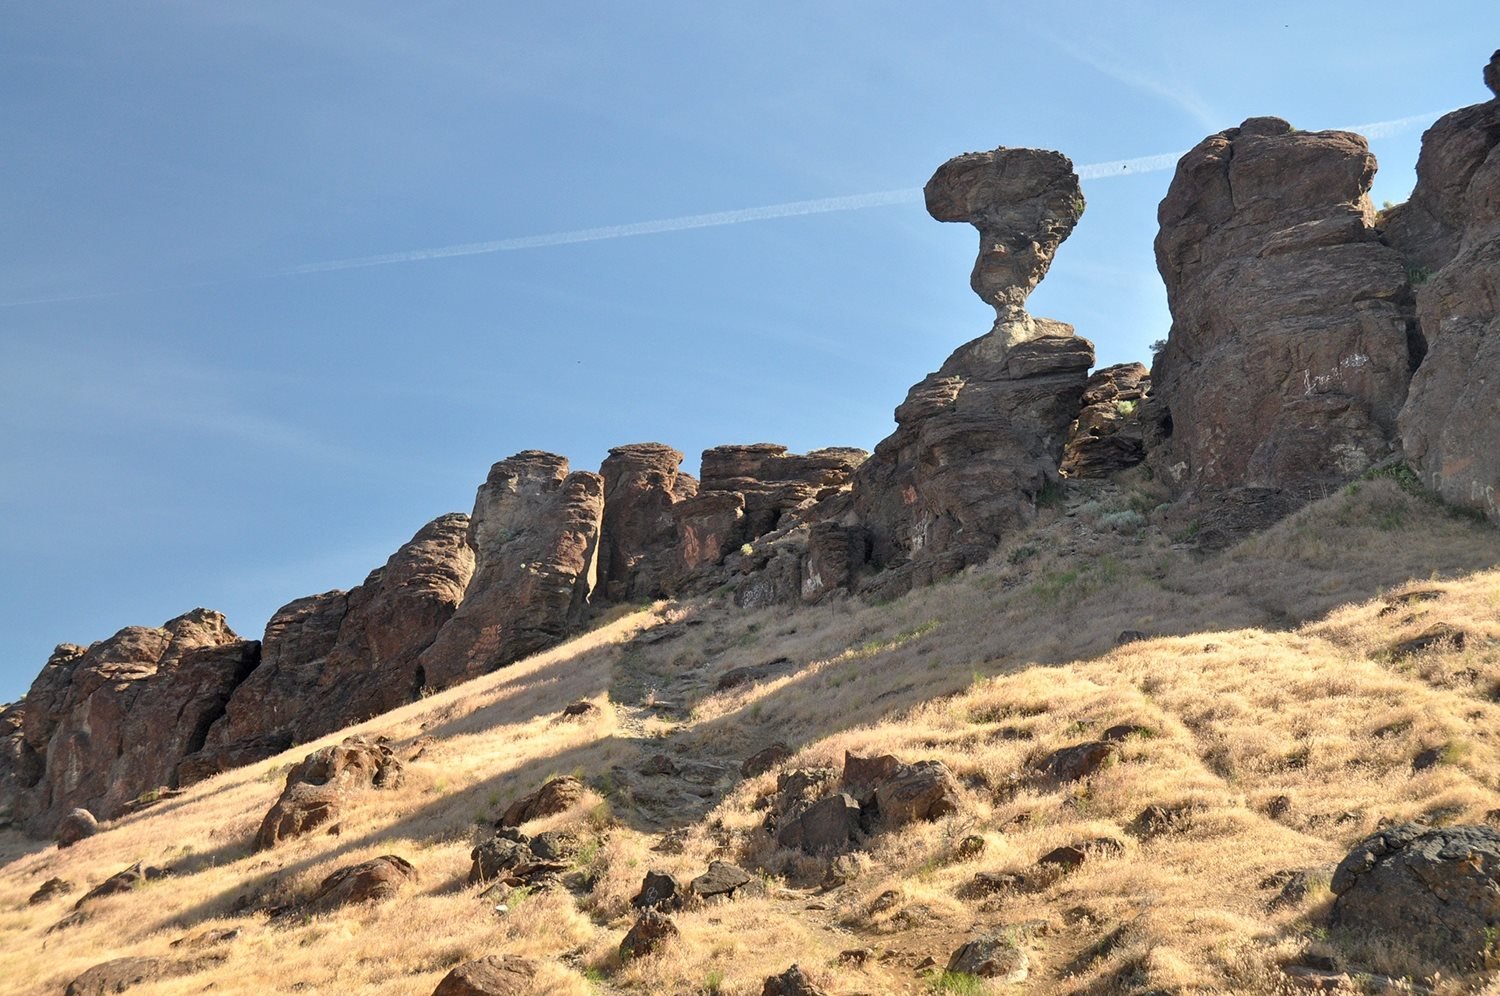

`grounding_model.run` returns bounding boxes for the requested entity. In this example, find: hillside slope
[4,474,1500,994]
